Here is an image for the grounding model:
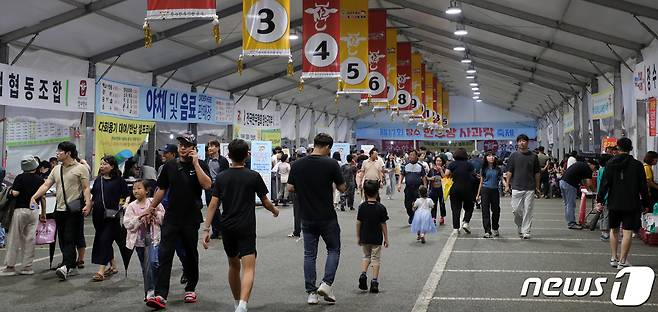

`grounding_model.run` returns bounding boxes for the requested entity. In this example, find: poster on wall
[563,108,575,134]
[547,124,554,145]
[233,100,282,147]
[96,79,234,125]
[94,115,155,174]
[250,140,273,198]
[649,97,656,137]
[331,143,351,163]
[0,63,94,112]
[591,87,614,120]
[6,120,72,147]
